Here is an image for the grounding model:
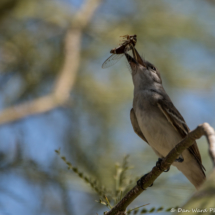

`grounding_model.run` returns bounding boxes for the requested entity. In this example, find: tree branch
[105,123,215,215]
[0,95,58,124]
[0,0,101,125]
[54,0,102,98]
